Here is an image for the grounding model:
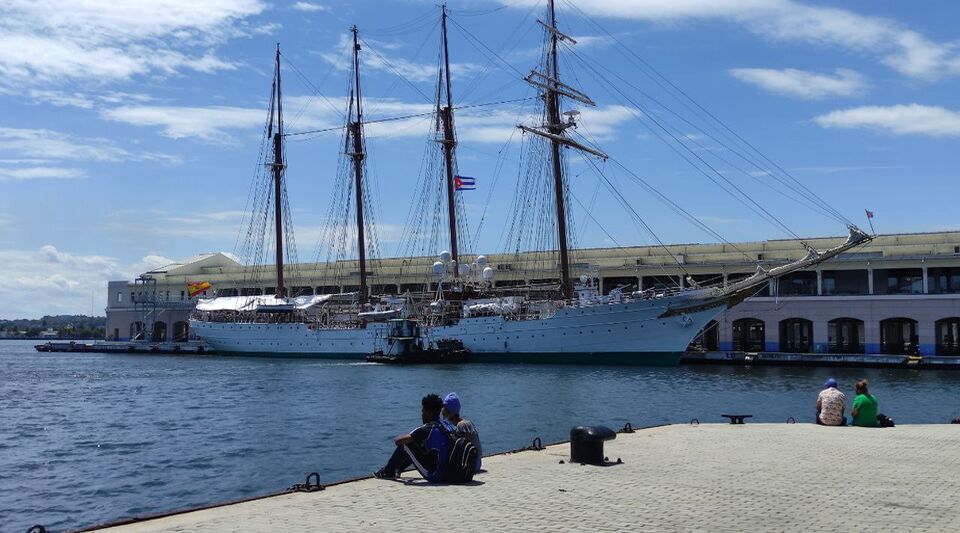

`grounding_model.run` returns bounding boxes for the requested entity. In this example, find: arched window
[732,318,765,352]
[687,320,719,352]
[173,321,190,343]
[828,318,864,354]
[779,318,813,353]
[880,317,919,355]
[935,318,960,356]
[152,321,167,342]
[130,321,145,341]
